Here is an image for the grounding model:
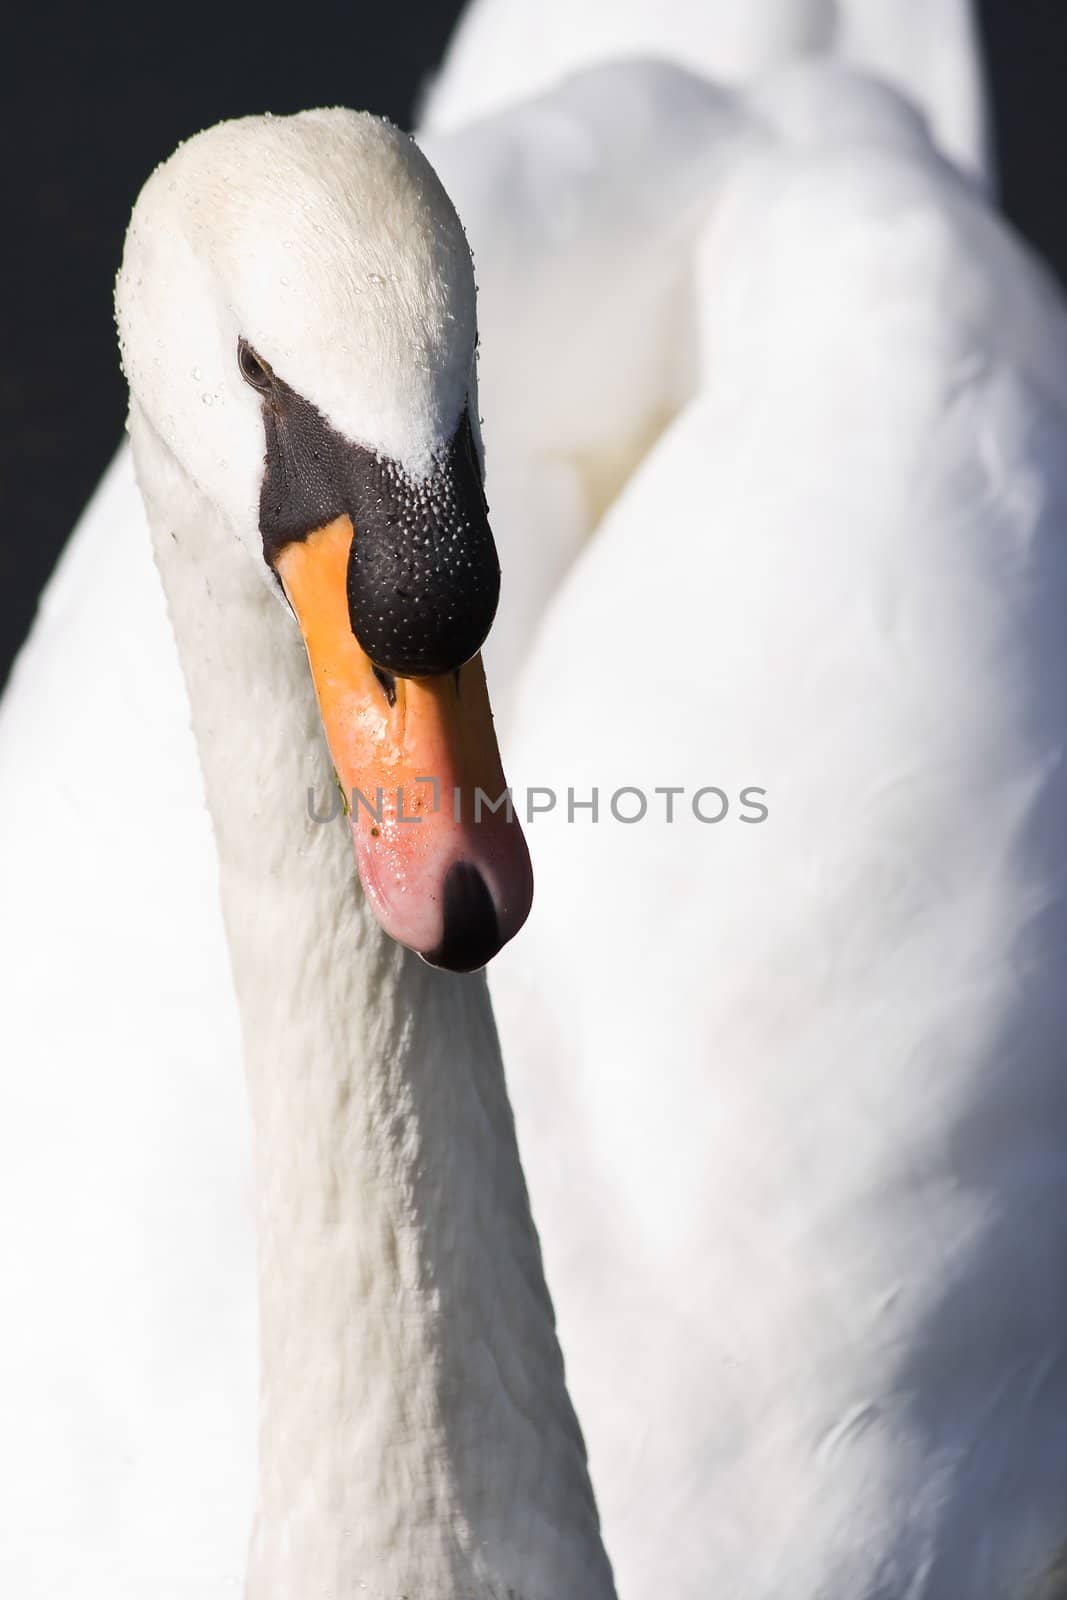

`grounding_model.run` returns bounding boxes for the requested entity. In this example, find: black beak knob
[346,410,499,678]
